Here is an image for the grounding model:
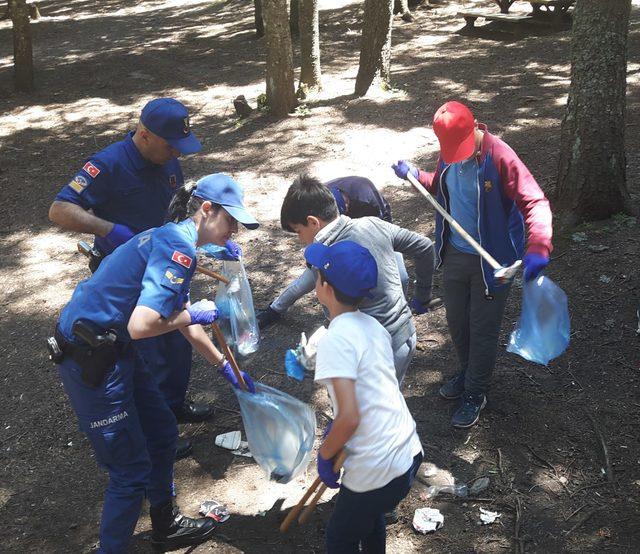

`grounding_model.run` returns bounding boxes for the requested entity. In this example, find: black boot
[150,500,216,552]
